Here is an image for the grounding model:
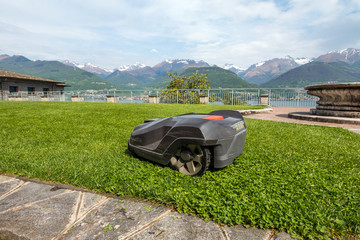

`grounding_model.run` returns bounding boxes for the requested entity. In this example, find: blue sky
[0,0,359,69]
